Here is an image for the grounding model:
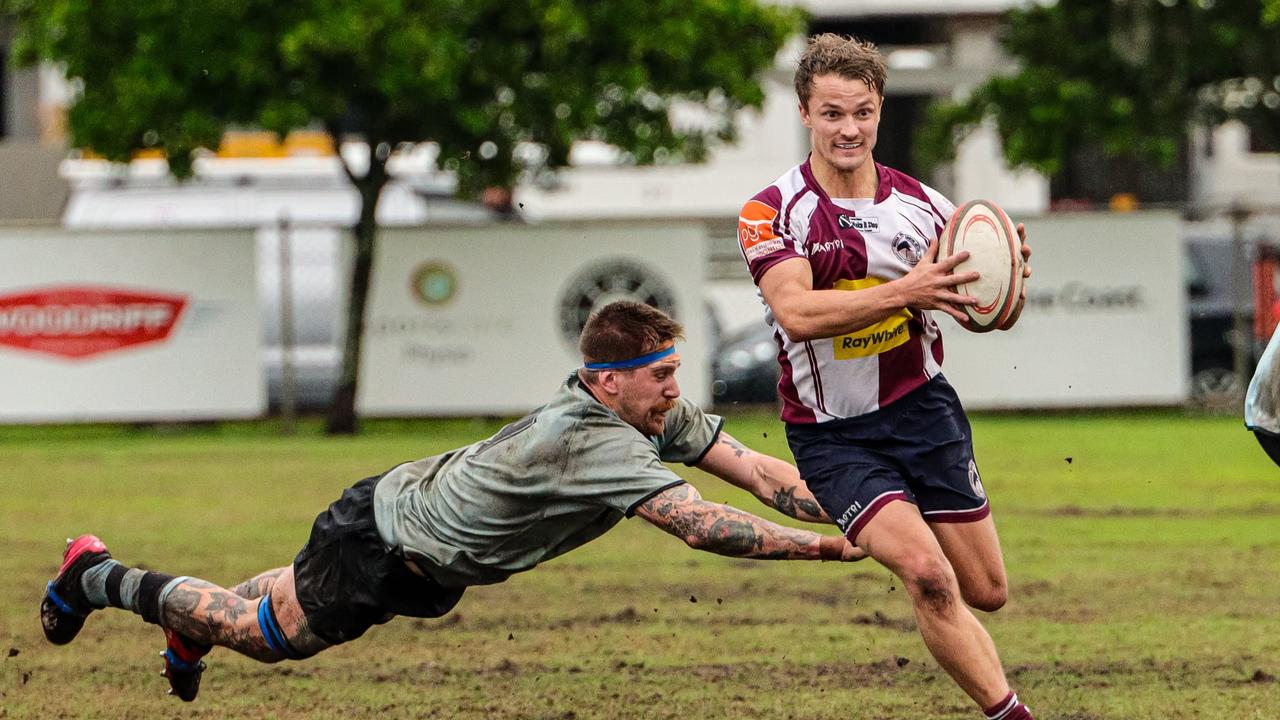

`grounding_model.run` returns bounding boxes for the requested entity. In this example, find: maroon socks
[984,692,1034,720]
